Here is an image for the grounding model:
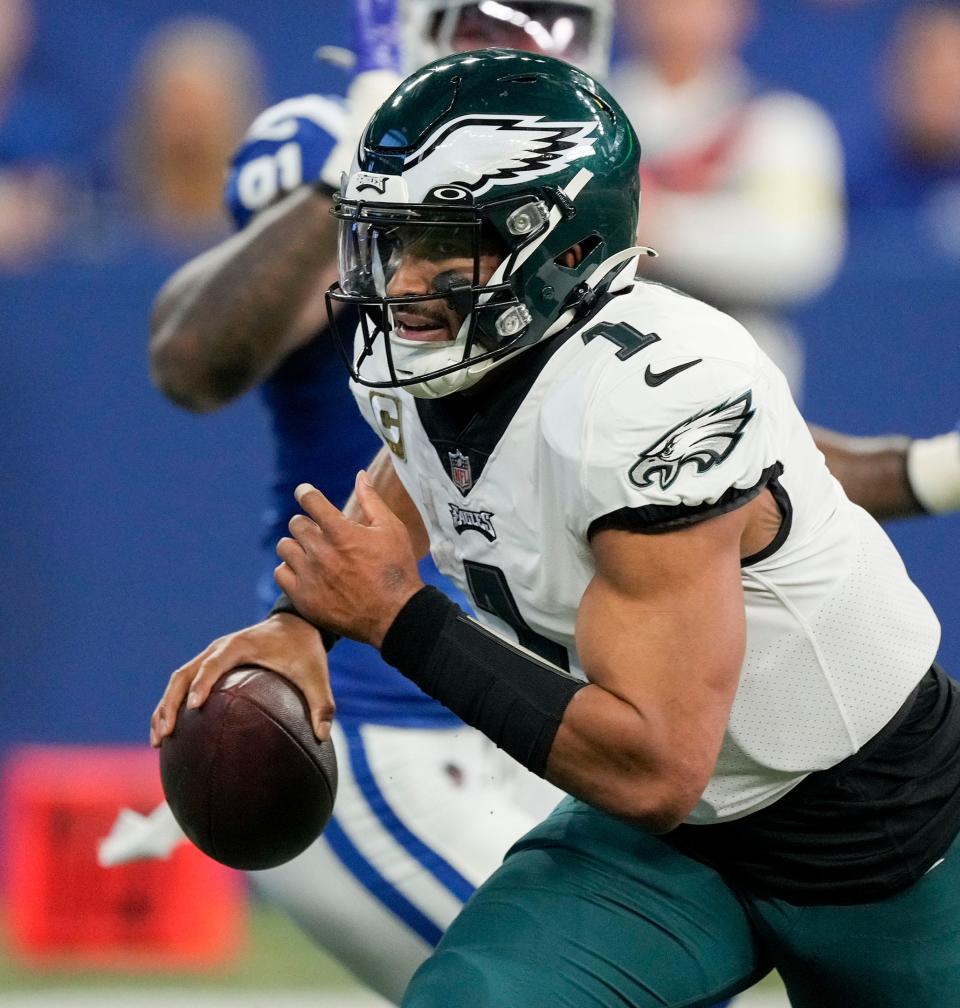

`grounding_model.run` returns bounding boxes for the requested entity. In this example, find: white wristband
[906,431,960,514]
